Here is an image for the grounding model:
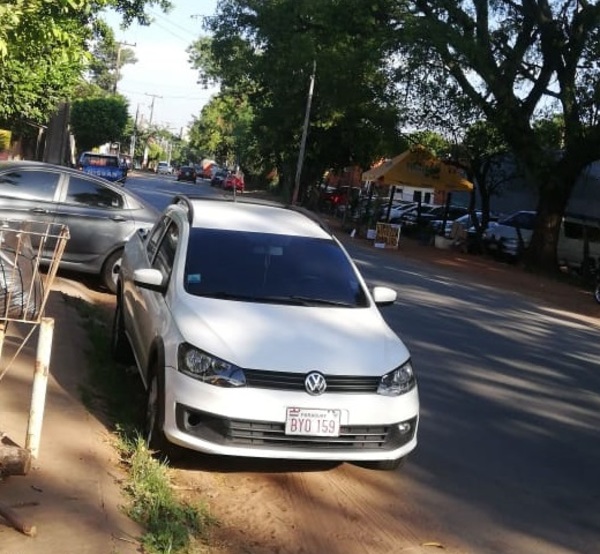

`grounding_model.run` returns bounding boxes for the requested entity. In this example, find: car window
[0,169,60,201]
[66,176,124,208]
[146,216,172,260]
[506,212,535,229]
[80,154,119,168]
[183,229,369,307]
[152,221,179,281]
